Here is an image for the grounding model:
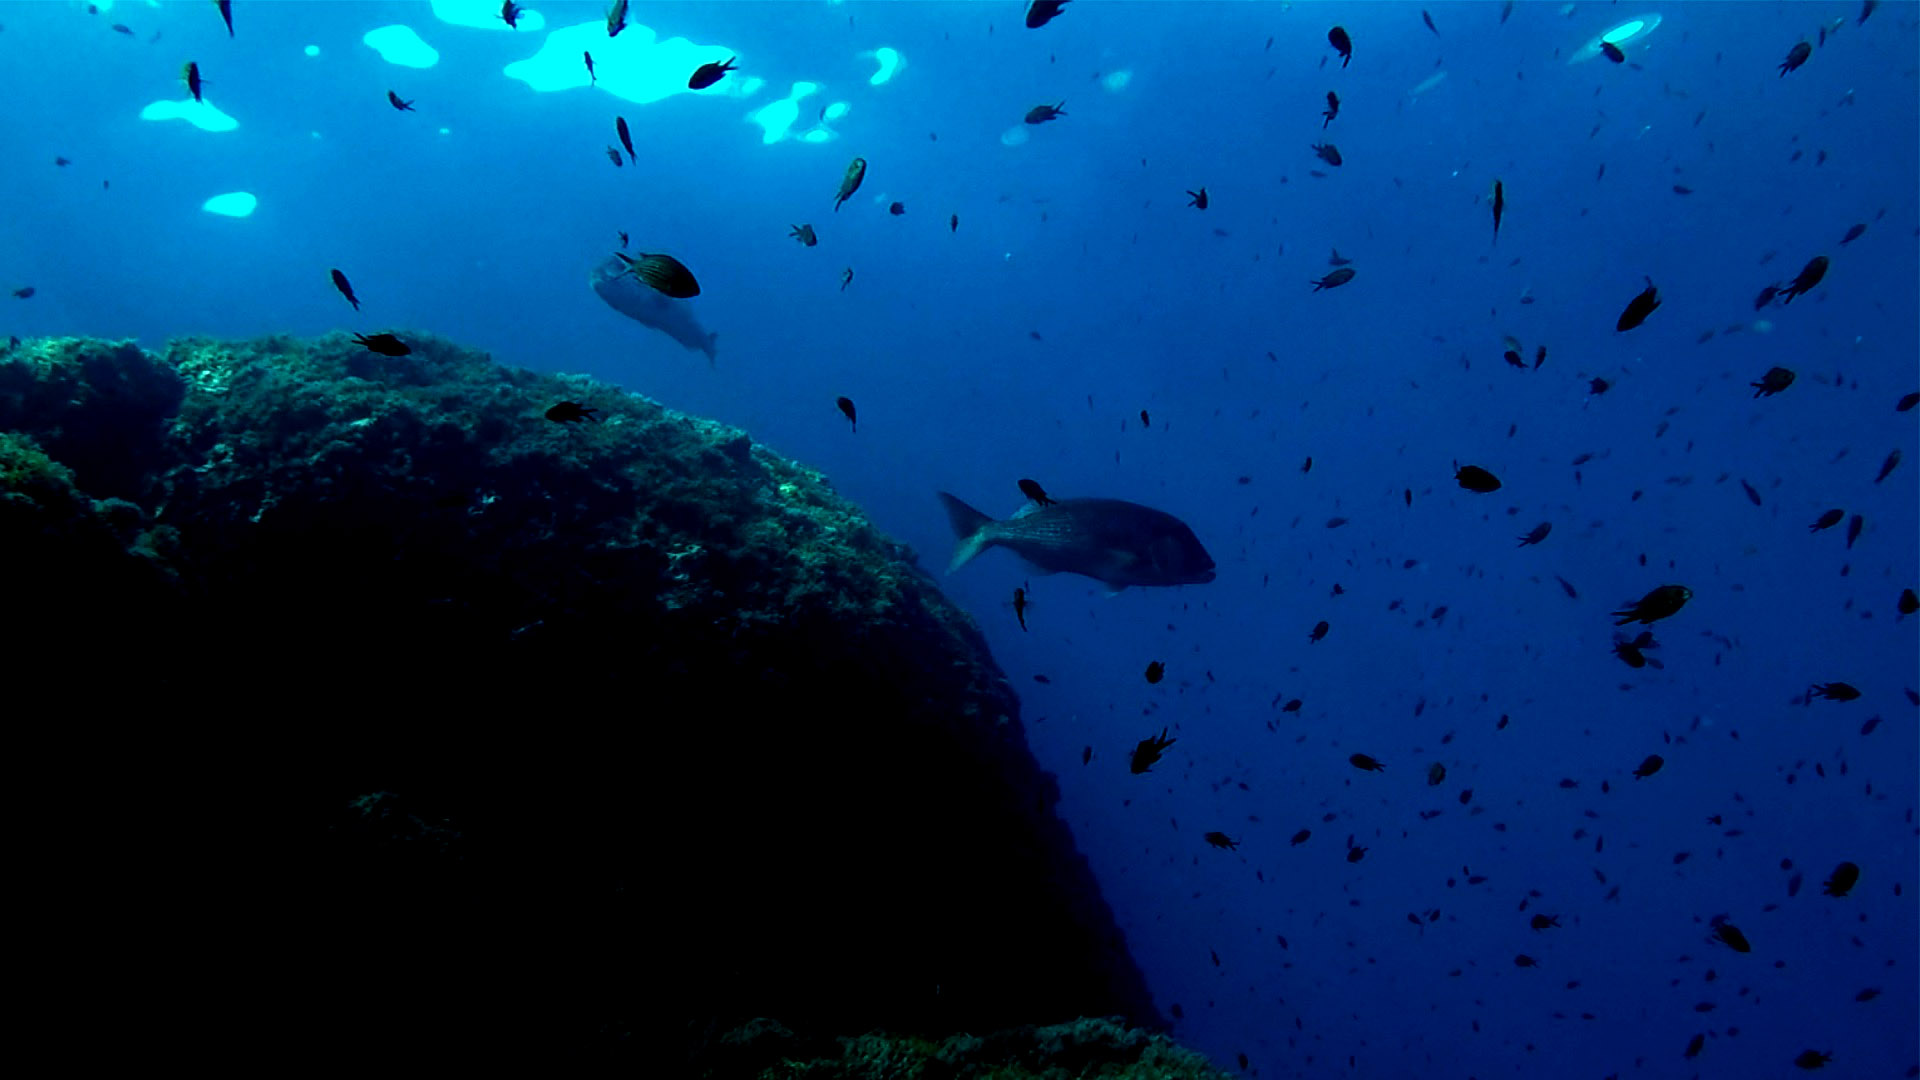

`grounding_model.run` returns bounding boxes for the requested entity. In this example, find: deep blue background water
[3,2,1915,1076]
